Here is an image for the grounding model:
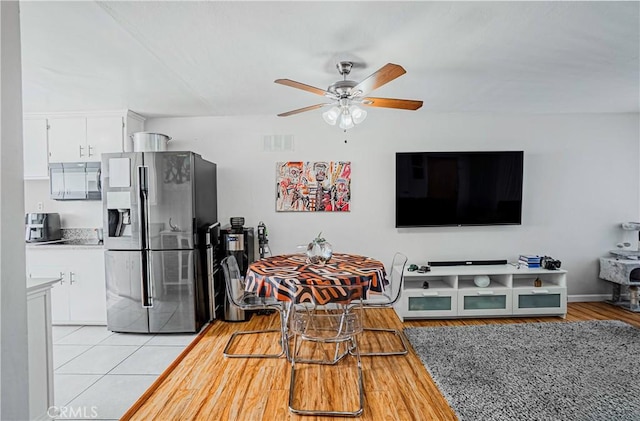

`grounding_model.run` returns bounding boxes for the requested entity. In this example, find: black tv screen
[396,151,524,227]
